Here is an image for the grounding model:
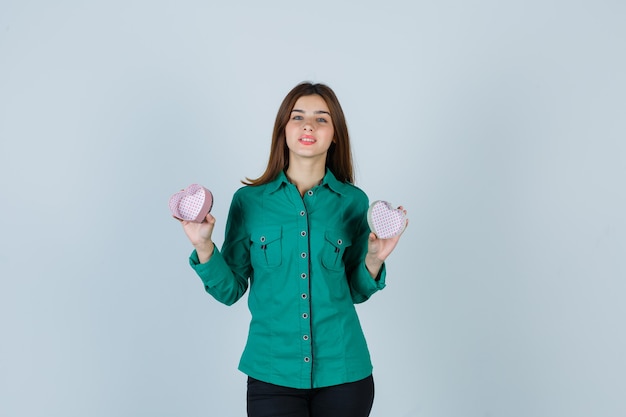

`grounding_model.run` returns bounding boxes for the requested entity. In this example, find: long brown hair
[243,82,354,185]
